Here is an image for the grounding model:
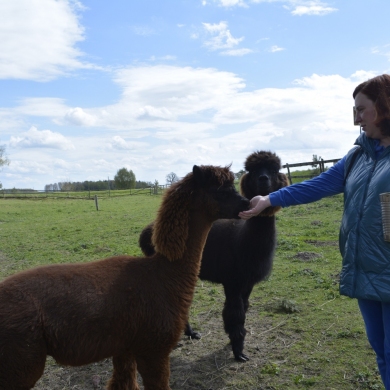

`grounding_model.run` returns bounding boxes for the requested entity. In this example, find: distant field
[0,195,383,389]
